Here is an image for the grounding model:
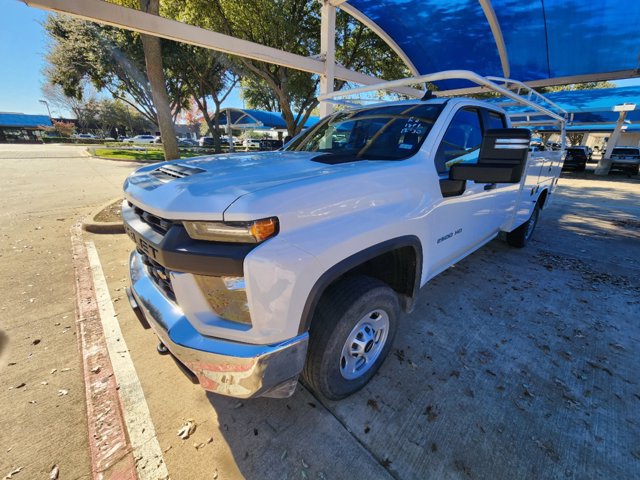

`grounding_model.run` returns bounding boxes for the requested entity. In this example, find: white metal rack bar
[317,70,567,126]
